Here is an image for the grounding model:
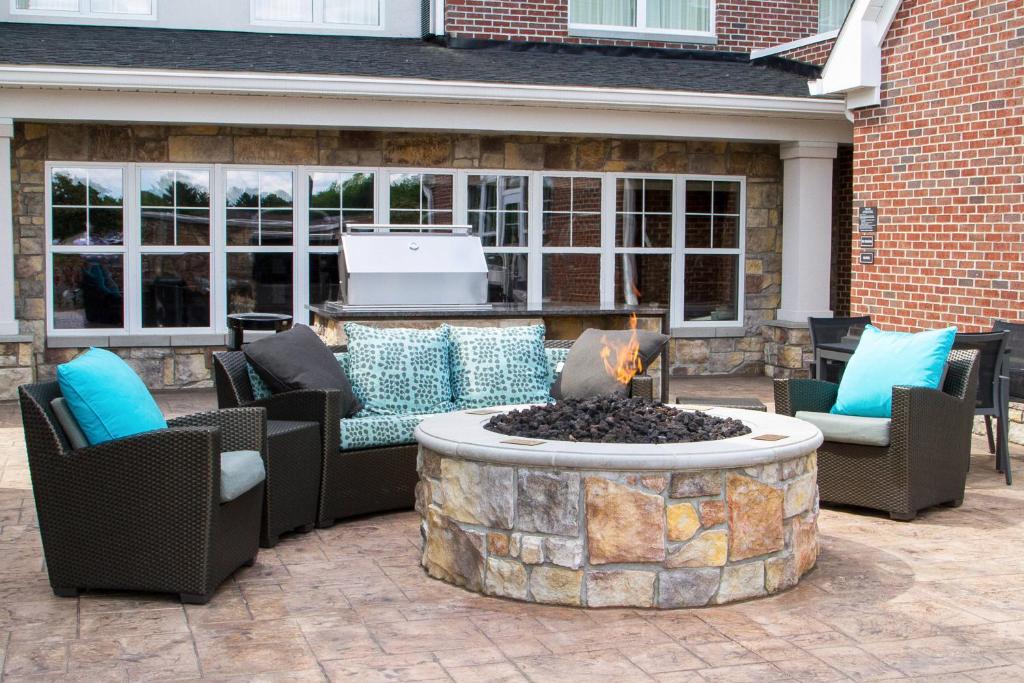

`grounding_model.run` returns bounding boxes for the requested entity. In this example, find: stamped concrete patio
[0,379,1023,682]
